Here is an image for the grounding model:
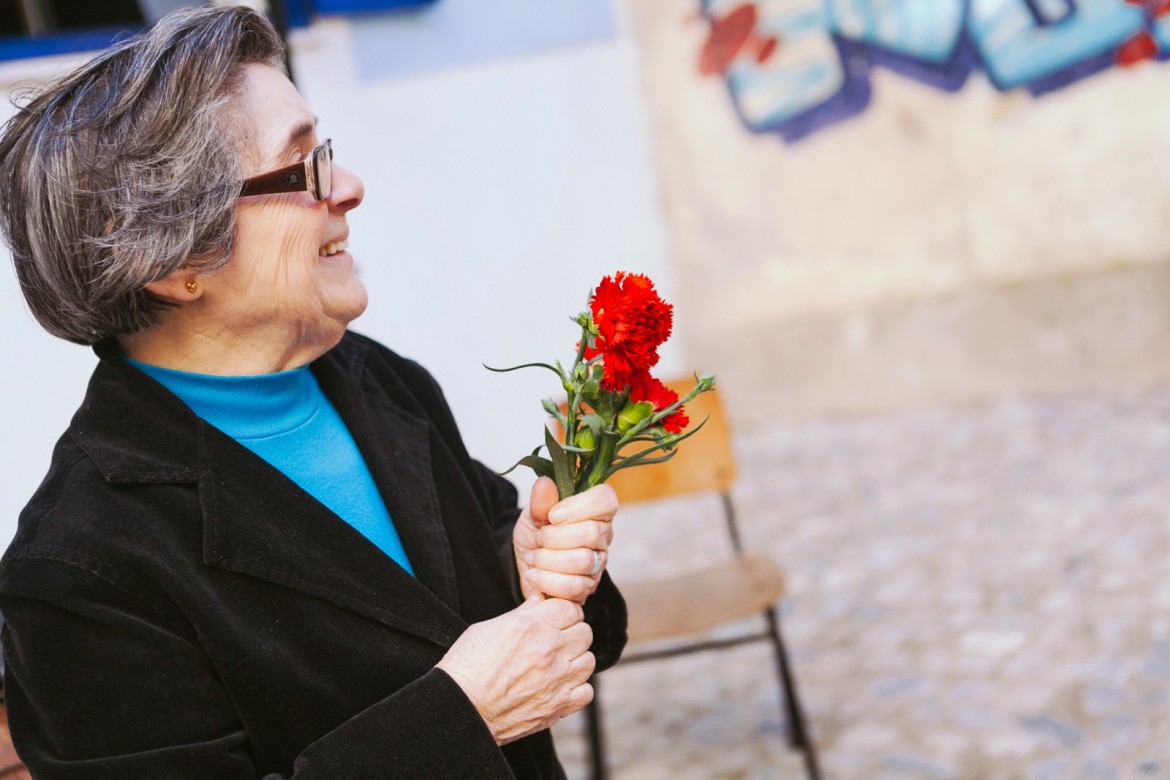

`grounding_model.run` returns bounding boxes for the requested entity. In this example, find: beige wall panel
[624,0,1170,420]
